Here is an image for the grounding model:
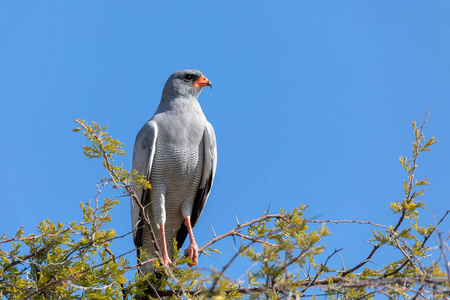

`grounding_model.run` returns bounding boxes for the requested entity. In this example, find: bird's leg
[183,216,198,266]
[159,223,172,266]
